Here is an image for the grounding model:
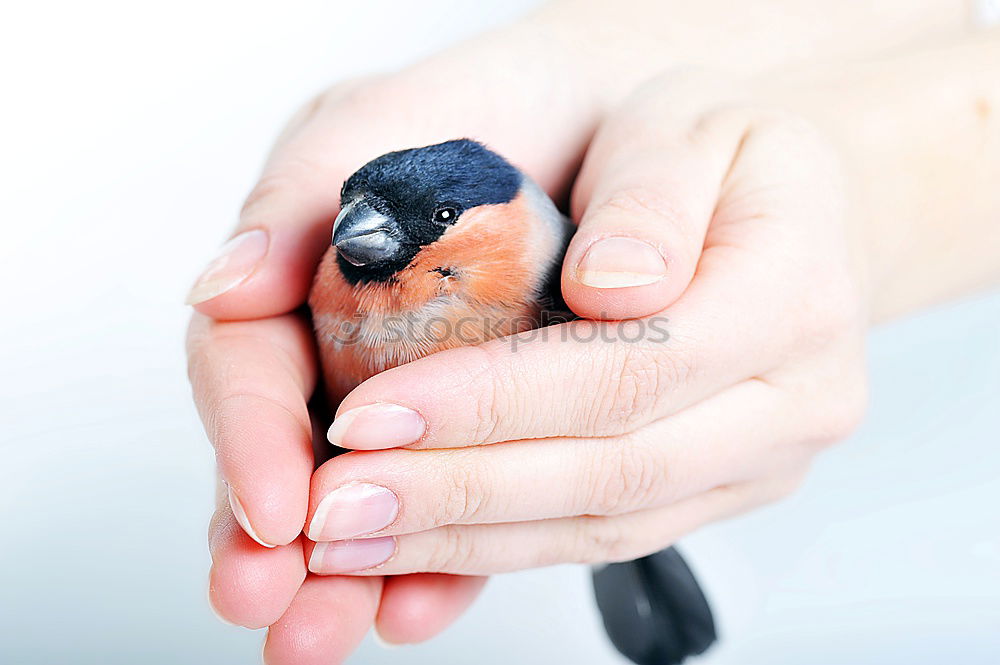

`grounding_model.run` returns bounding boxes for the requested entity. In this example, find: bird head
[332,139,531,284]
[311,139,572,398]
